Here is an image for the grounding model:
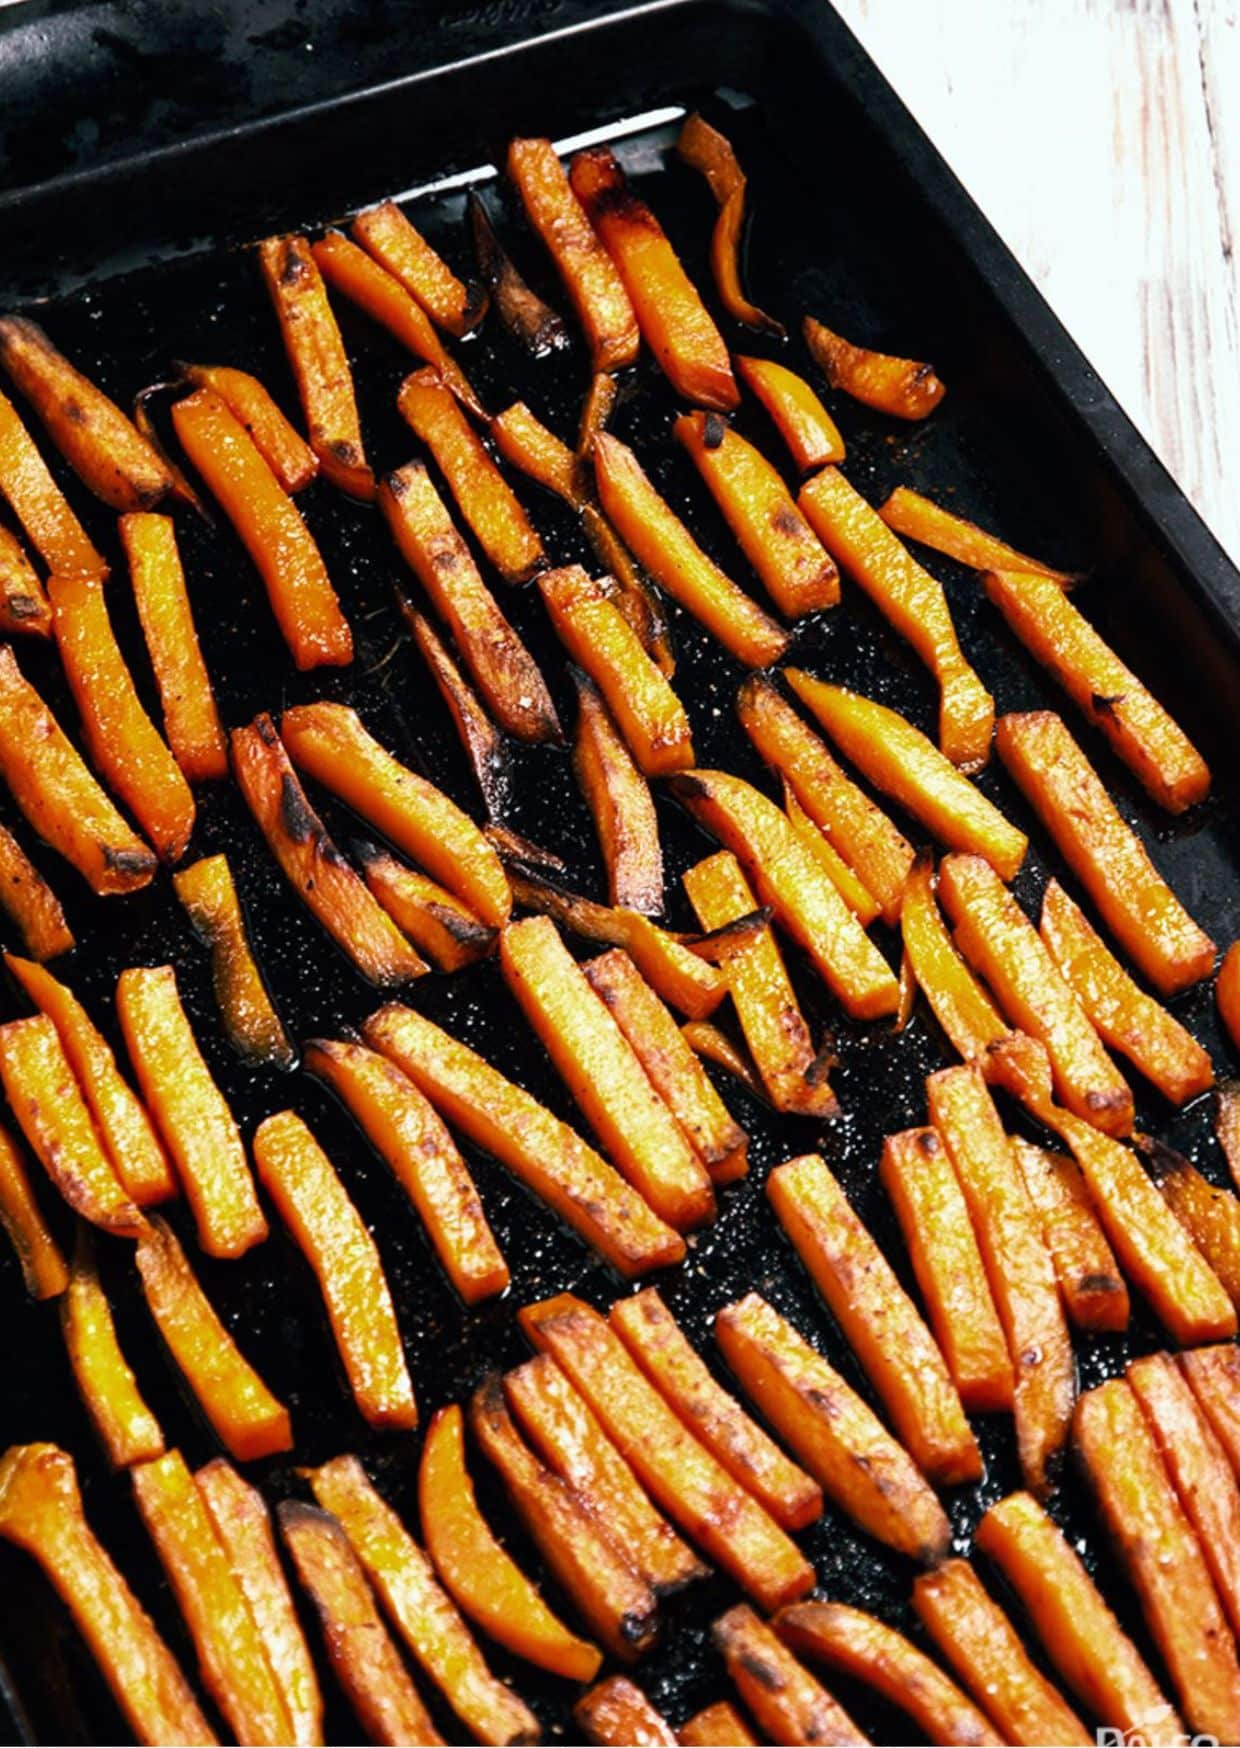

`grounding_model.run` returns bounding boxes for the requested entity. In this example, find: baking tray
[1,1,1240,1741]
